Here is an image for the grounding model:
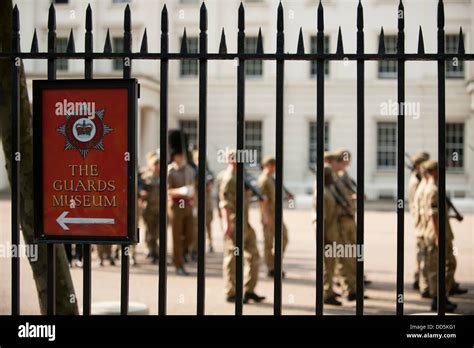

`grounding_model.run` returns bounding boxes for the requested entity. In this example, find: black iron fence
[2,0,473,316]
